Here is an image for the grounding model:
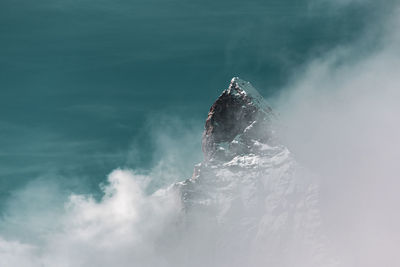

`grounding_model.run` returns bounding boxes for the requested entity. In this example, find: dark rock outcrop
[201,77,273,161]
